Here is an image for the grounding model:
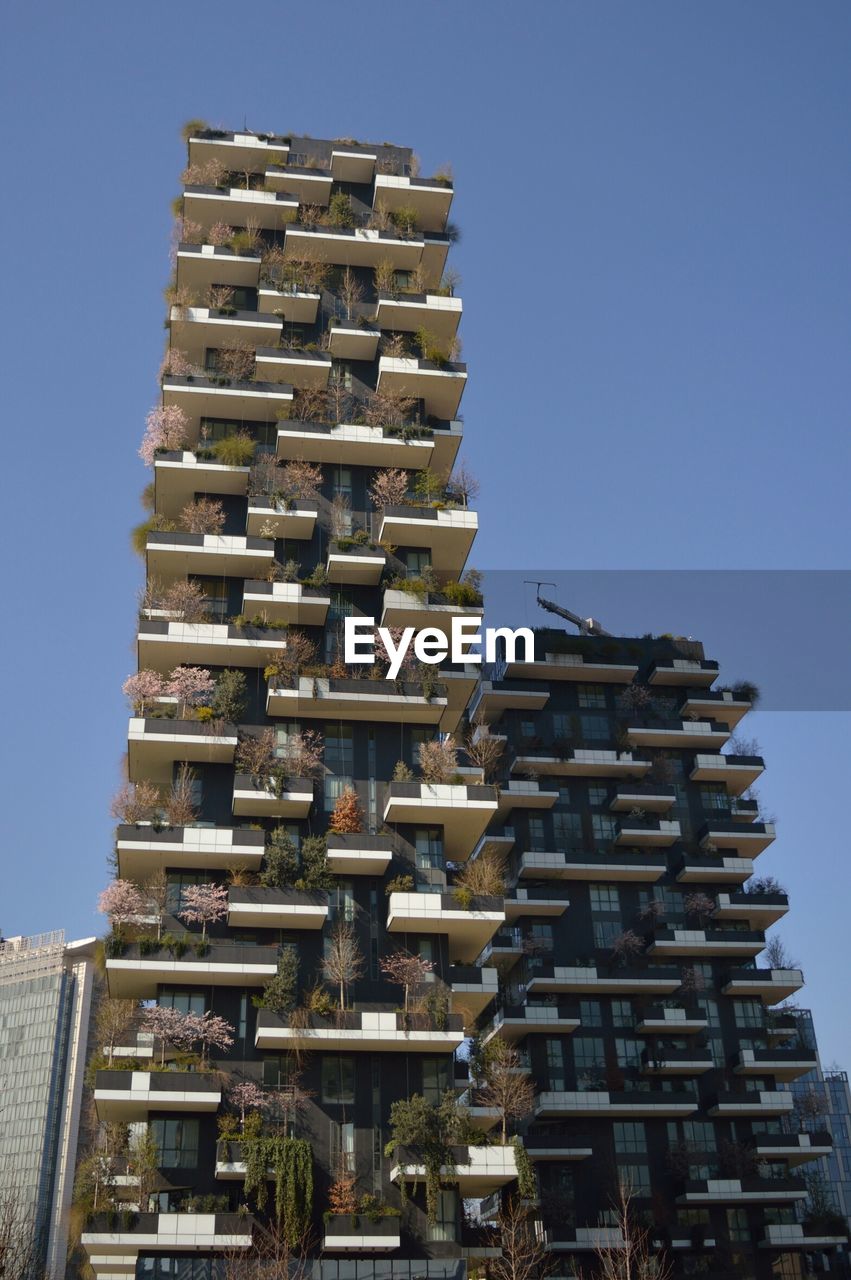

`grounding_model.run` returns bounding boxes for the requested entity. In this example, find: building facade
[0,931,96,1278]
[787,1010,851,1236]
[75,125,847,1280]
